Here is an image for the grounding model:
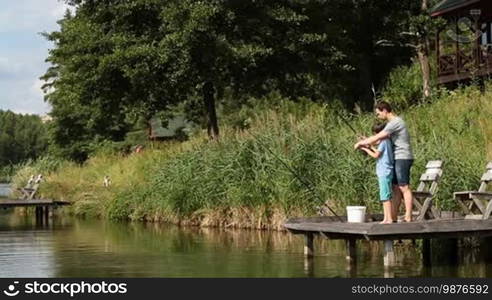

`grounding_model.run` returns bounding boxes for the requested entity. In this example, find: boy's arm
[360,146,381,159]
